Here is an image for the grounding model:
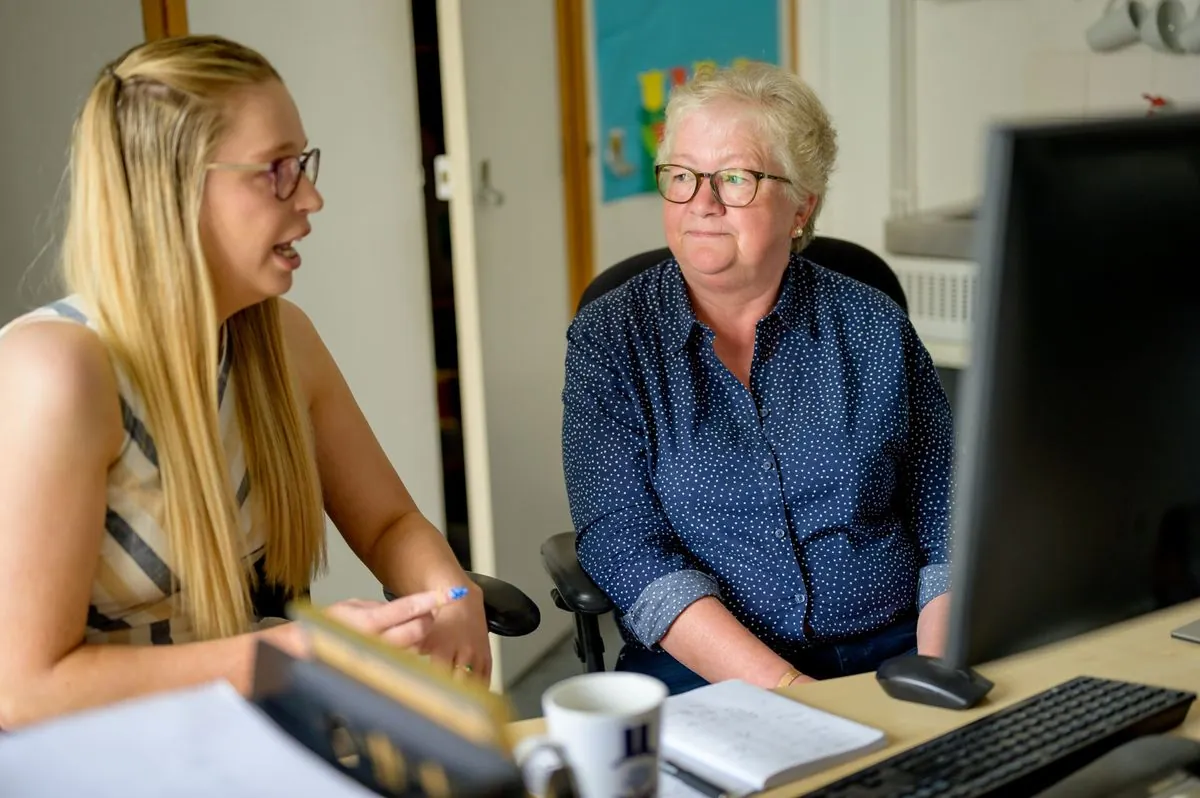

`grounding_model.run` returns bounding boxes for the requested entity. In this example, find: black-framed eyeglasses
[207,148,321,201]
[655,163,791,208]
